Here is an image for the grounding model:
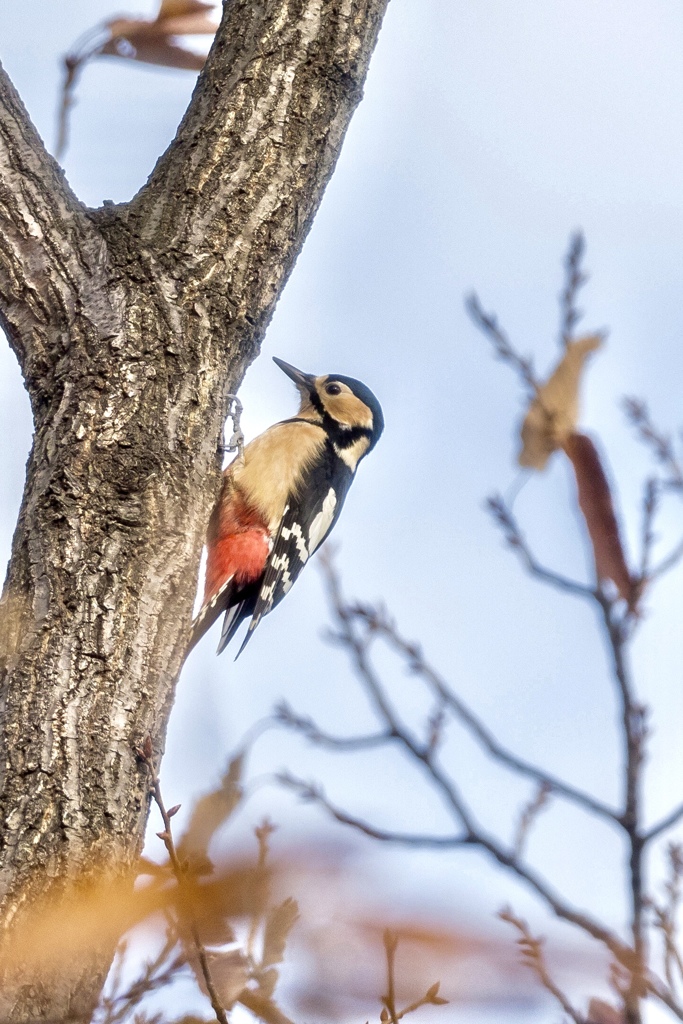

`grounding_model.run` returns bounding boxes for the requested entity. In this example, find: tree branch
[339,599,620,826]
[279,772,471,847]
[644,803,683,845]
[275,700,396,751]
[127,0,388,338]
[0,60,115,389]
[316,556,634,970]
[487,495,597,600]
[0,3,392,1020]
